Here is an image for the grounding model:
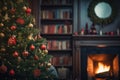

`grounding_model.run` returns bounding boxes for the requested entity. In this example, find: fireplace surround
[73,35,120,80]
